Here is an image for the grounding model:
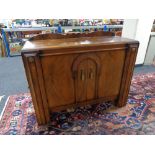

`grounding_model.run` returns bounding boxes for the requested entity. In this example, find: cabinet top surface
[22,36,139,52]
